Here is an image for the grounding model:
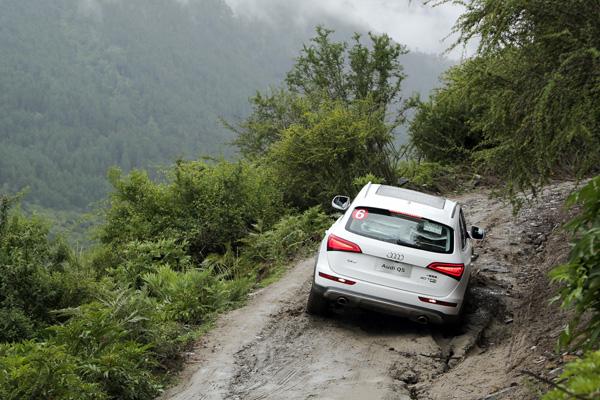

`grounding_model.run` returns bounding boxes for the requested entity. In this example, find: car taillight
[318,272,356,285]
[426,262,464,280]
[327,234,362,253]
